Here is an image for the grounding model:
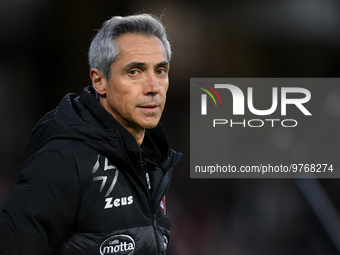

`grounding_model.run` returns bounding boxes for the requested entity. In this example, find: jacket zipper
[145,172,151,190]
[138,149,151,190]
[139,149,162,254]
